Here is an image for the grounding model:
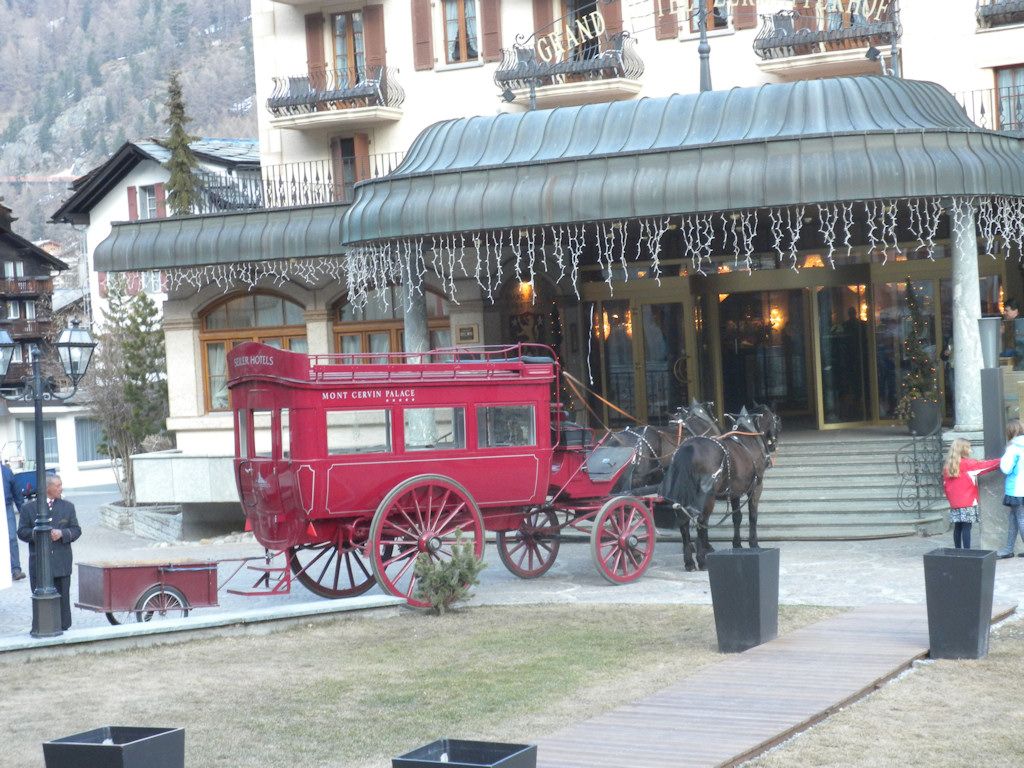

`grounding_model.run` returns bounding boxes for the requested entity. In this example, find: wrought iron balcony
[189,153,406,215]
[266,64,405,117]
[956,85,1024,136]
[753,4,897,61]
[0,277,52,296]
[977,0,1024,28]
[494,31,643,94]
